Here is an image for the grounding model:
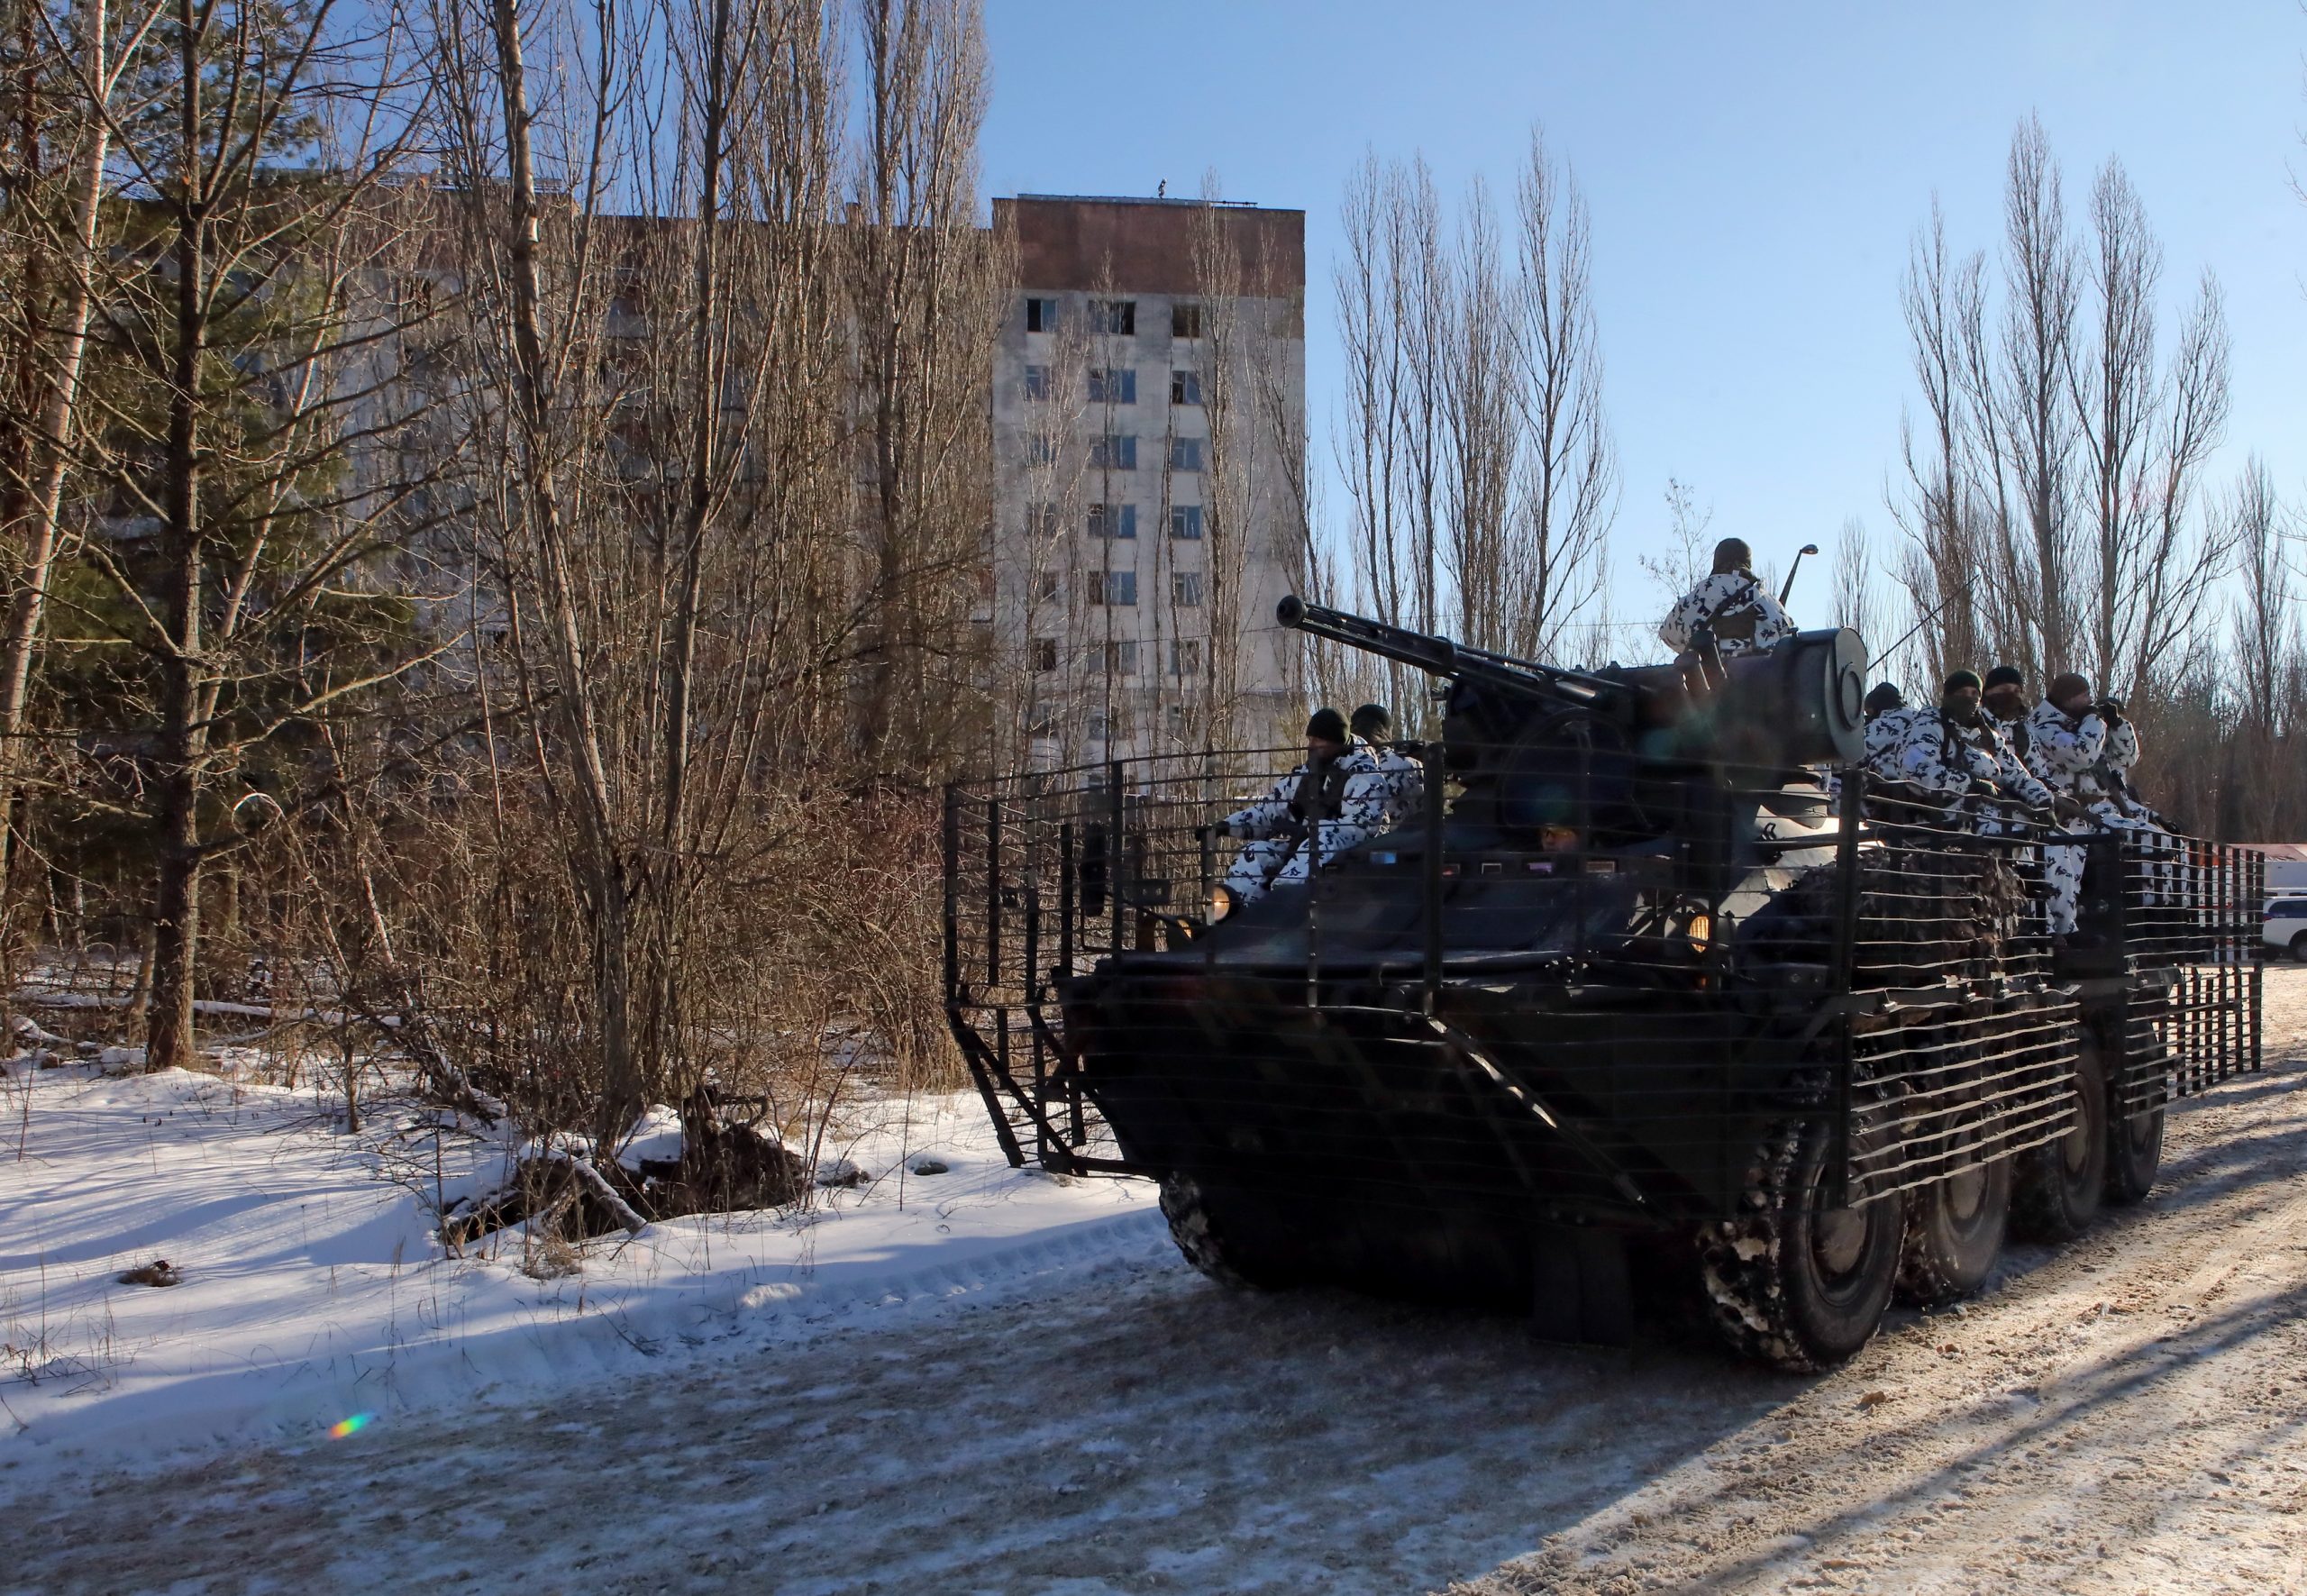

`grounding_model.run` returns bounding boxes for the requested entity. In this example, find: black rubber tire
[1157,1175,1293,1289]
[1699,1117,1904,1372]
[1895,1107,2012,1306]
[2105,1104,2165,1205]
[2013,1031,2108,1241]
[2291,931,2307,963]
